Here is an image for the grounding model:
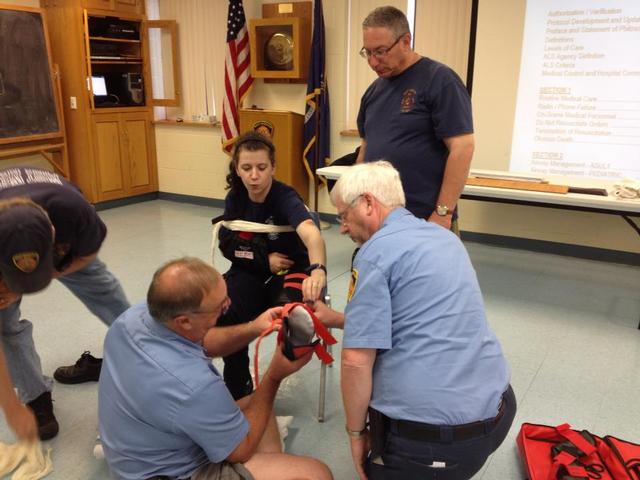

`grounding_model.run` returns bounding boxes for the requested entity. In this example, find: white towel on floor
[0,440,53,479]
[276,415,294,452]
